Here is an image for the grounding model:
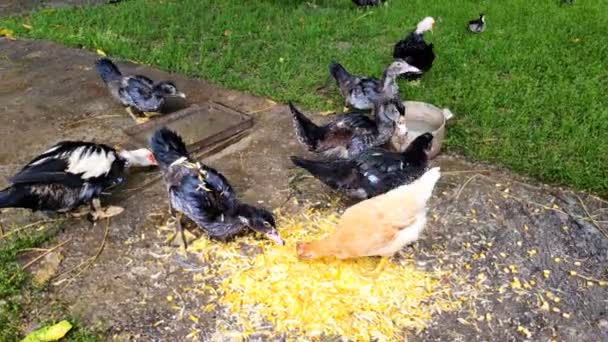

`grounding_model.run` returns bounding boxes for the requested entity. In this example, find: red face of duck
[120,148,158,167]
